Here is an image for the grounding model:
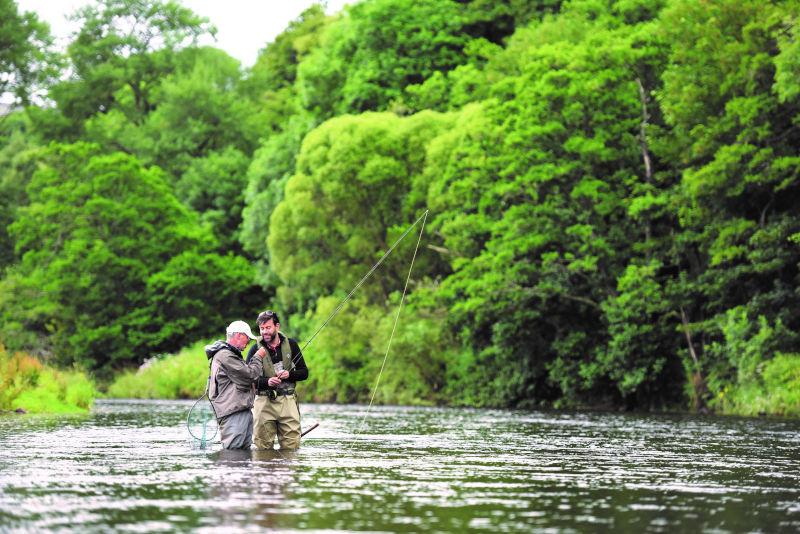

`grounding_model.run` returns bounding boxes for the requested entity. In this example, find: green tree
[175,145,251,254]
[423,0,678,408]
[0,116,39,270]
[653,0,800,406]
[0,143,255,370]
[268,110,455,312]
[240,121,308,288]
[116,46,261,177]
[0,0,59,108]
[296,0,473,121]
[240,5,335,288]
[456,0,562,44]
[29,0,214,141]
[80,47,261,252]
[262,110,456,405]
[243,3,331,98]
